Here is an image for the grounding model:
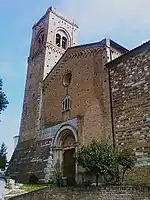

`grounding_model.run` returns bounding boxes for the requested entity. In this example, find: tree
[0,142,8,170]
[118,150,136,183]
[75,140,118,186]
[0,78,9,114]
